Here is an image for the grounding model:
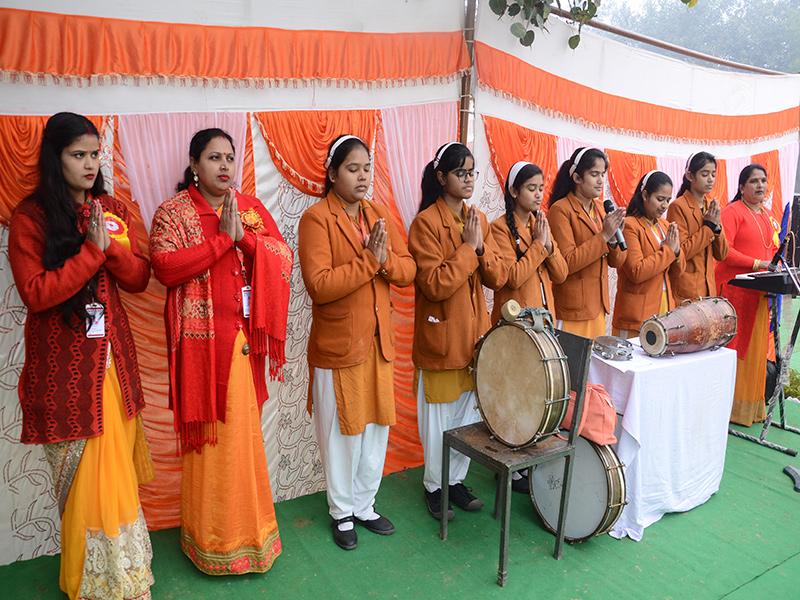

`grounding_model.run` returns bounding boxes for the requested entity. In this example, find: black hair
[549,147,608,207]
[732,163,768,202]
[675,151,717,198]
[419,142,473,213]
[504,163,543,259]
[28,112,106,324]
[626,171,673,217]
[176,128,236,192]
[323,135,371,195]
